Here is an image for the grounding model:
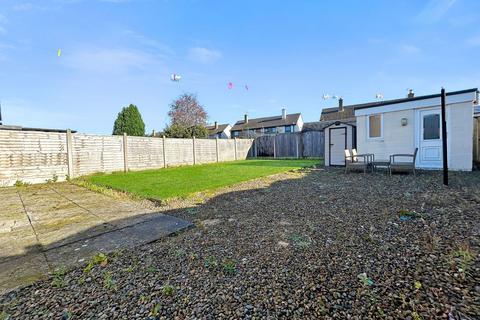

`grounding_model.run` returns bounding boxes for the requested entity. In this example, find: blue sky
[0,0,479,134]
